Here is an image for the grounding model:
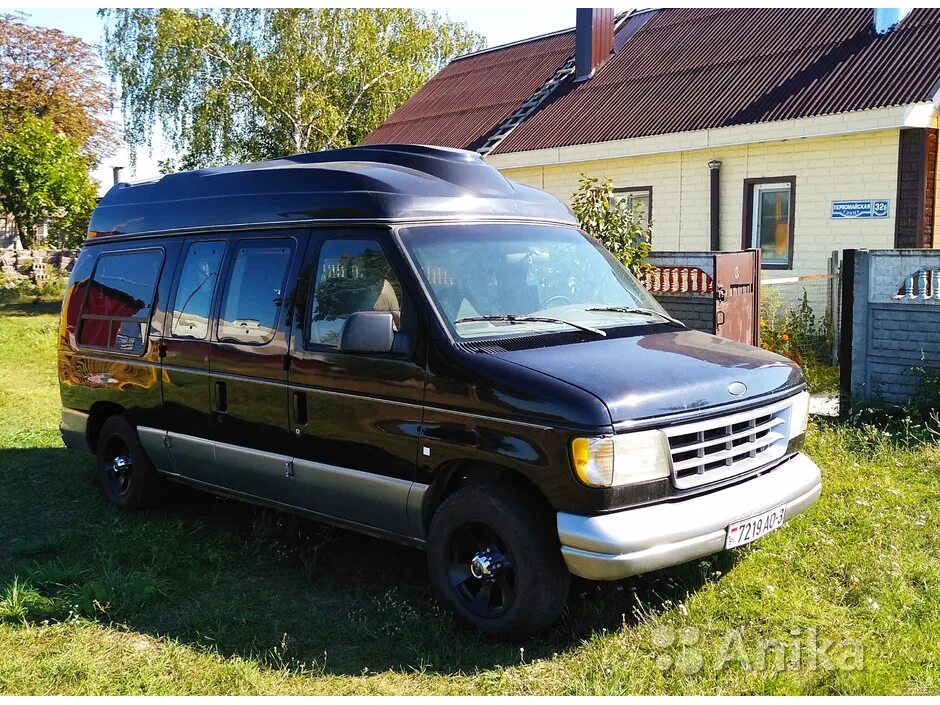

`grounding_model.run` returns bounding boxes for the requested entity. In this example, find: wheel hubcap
[104,443,133,496]
[446,522,516,618]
